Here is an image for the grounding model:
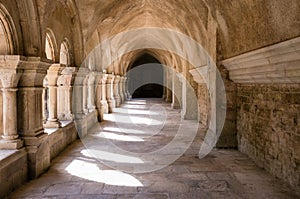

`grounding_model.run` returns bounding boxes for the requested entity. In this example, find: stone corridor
[8,99,299,199]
